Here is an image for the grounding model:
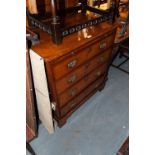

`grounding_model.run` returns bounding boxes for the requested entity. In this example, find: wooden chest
[30,22,117,131]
